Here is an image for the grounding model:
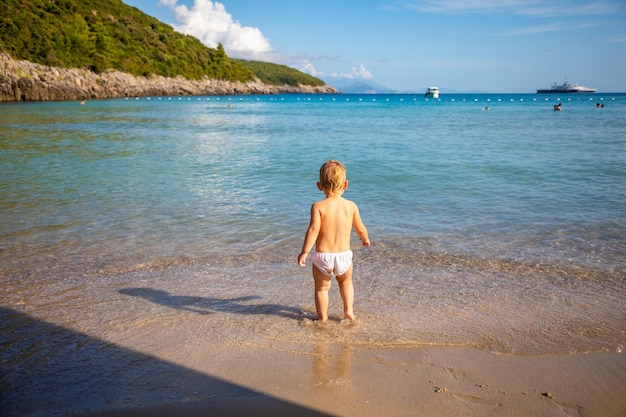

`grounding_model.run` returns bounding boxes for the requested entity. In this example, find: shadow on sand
[118,287,304,319]
[0,307,333,417]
